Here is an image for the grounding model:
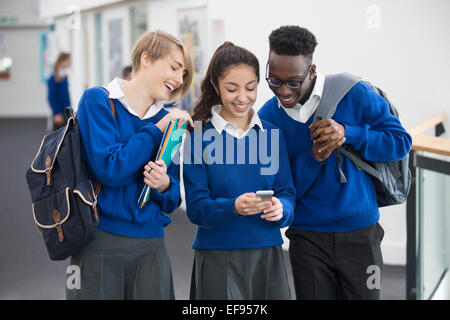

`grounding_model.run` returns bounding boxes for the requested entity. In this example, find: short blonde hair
[131,29,193,103]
